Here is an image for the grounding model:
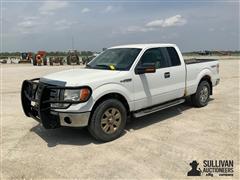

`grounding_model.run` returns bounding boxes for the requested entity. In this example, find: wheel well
[199,75,212,95]
[89,93,130,121]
